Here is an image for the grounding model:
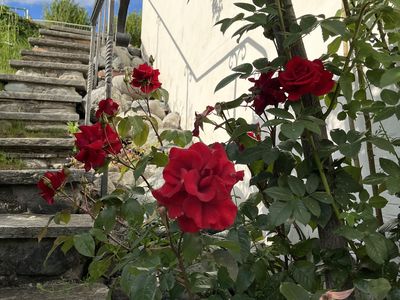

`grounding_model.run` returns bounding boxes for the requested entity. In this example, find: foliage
[126,11,142,47]
[44,0,89,26]
[0,6,39,73]
[41,0,400,299]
